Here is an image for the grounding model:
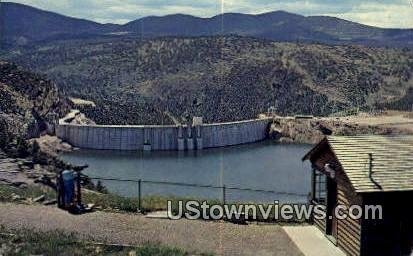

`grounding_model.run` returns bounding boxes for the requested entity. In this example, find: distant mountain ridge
[1,2,413,48]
